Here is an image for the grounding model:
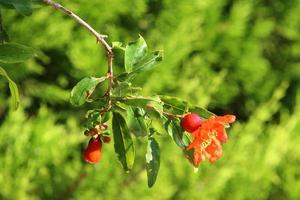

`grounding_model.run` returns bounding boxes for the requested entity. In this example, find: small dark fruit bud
[84,128,99,137]
[83,137,102,164]
[100,123,108,131]
[180,113,202,133]
[89,128,98,136]
[102,136,111,144]
[84,130,90,136]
